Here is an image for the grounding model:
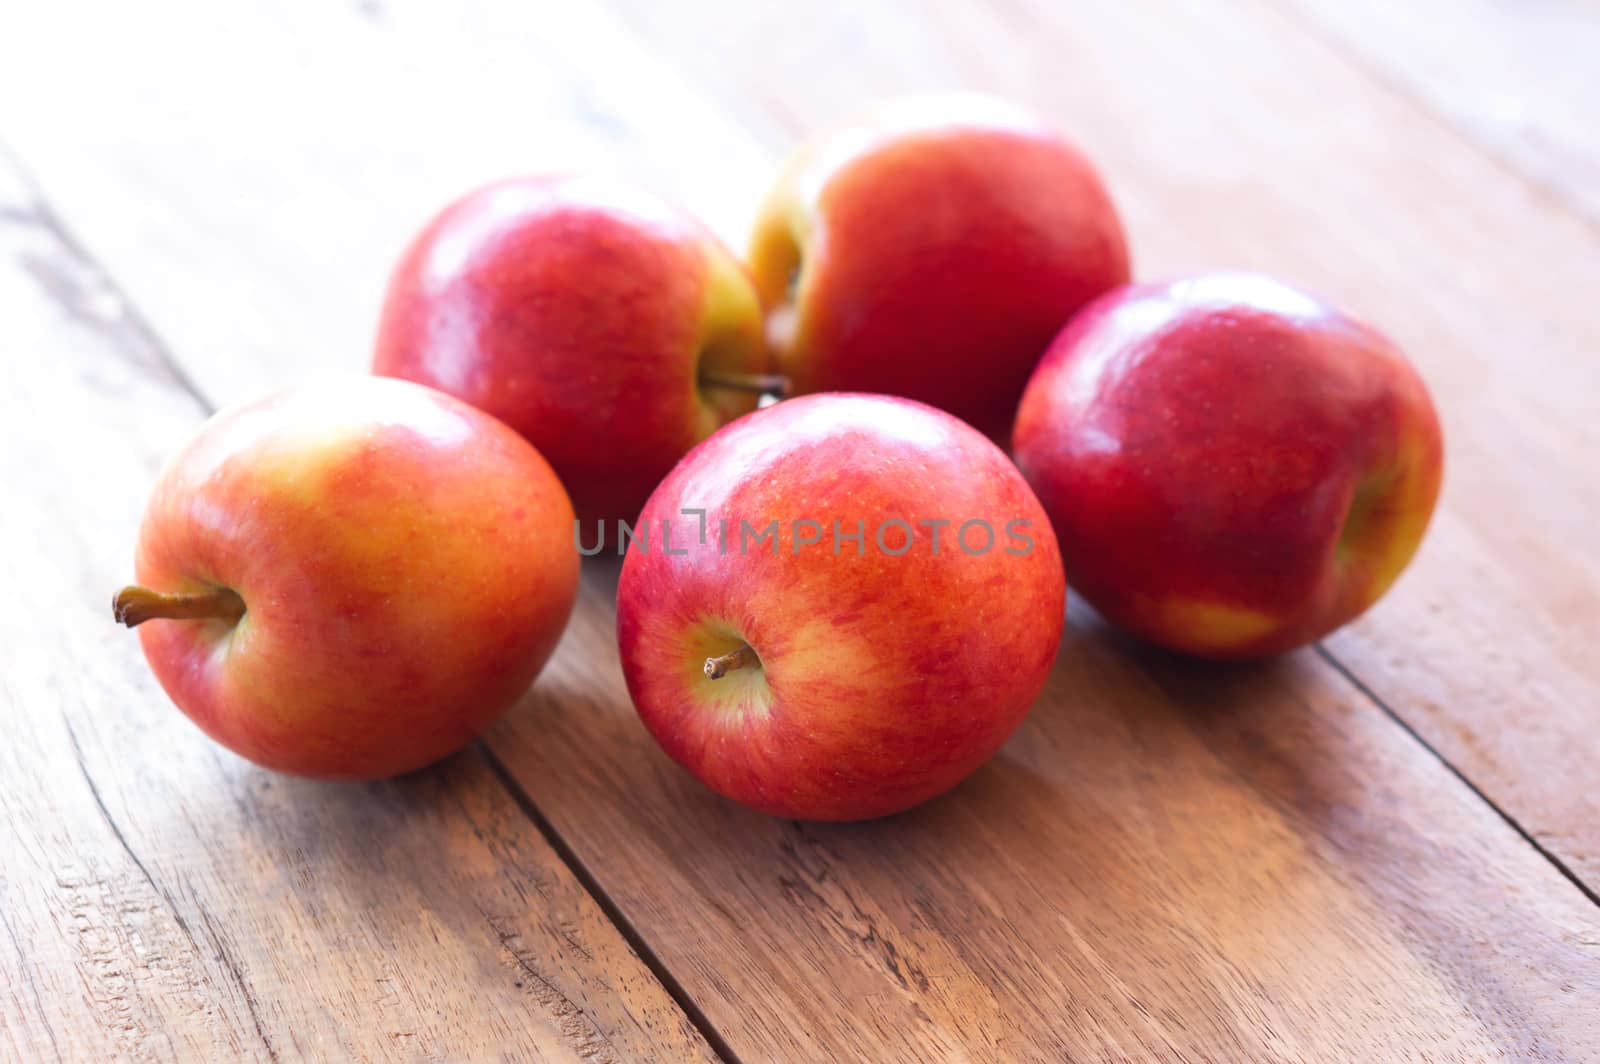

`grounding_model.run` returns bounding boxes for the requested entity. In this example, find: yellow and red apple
[1013,273,1444,658]
[616,393,1066,821]
[114,376,578,778]
[749,94,1130,441]
[374,175,767,525]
